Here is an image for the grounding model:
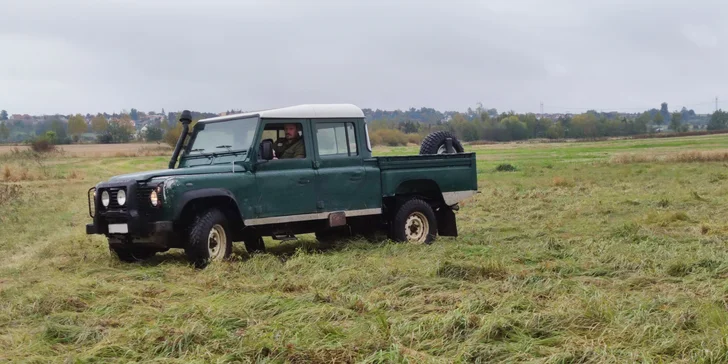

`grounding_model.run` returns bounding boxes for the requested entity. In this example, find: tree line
[365,104,724,146]
[1,104,727,148]
[0,114,170,148]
